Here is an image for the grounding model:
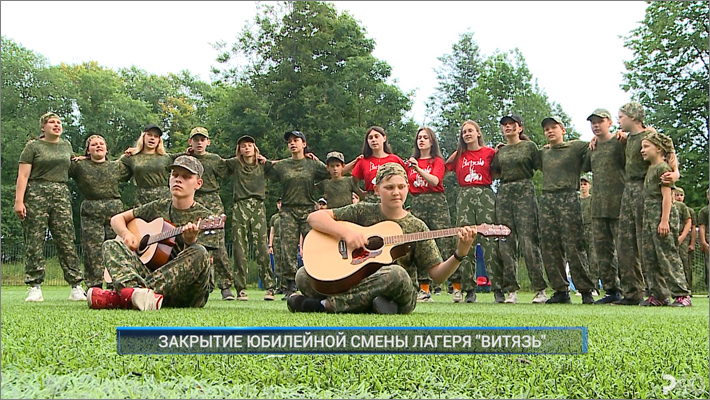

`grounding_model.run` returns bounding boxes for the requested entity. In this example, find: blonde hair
[236,141,261,166]
[127,130,166,155]
[84,134,107,157]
